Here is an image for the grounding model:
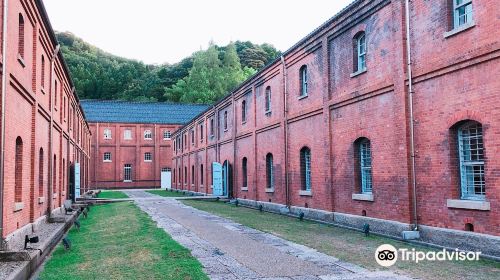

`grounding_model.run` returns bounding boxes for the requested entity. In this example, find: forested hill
[56,31,280,103]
